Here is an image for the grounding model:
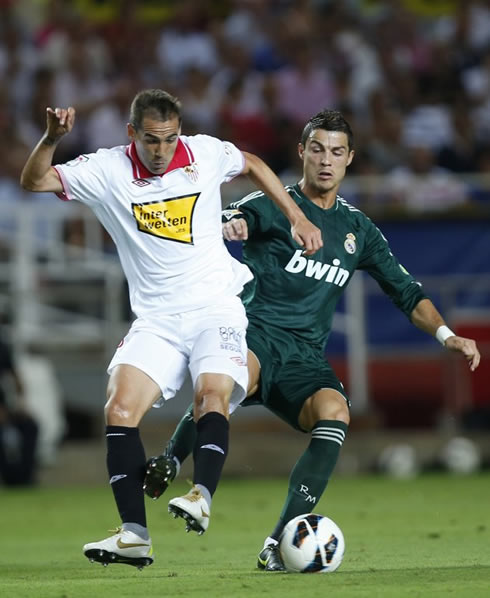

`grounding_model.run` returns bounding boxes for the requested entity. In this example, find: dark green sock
[167,403,197,465]
[271,420,348,541]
